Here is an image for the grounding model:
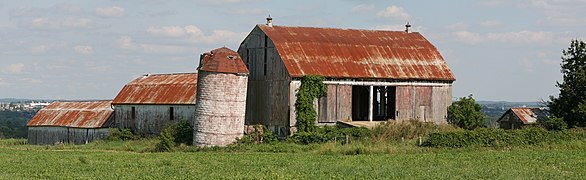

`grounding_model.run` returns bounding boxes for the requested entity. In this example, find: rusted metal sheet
[510,108,549,124]
[27,101,113,128]
[112,73,197,105]
[199,47,249,74]
[258,25,455,81]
